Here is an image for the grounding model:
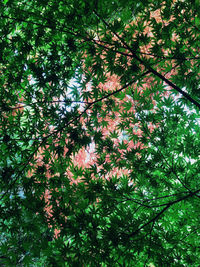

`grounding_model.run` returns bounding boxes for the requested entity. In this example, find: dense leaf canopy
[0,0,200,266]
